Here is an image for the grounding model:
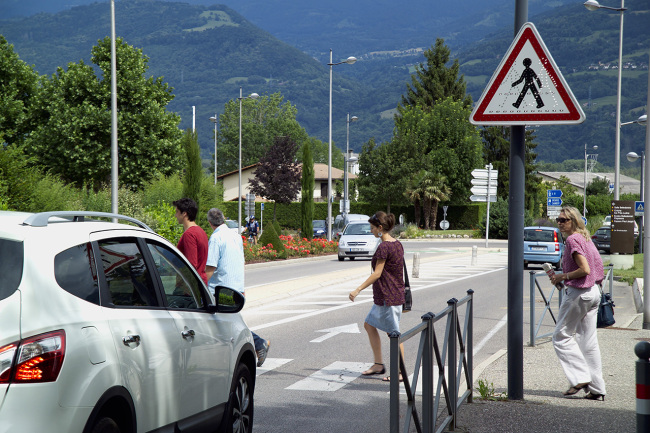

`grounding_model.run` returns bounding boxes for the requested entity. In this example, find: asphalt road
[241,241,520,433]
